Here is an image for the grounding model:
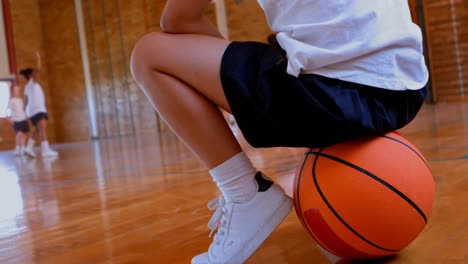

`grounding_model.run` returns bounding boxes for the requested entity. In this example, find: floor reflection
[0,102,466,263]
[0,164,25,236]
